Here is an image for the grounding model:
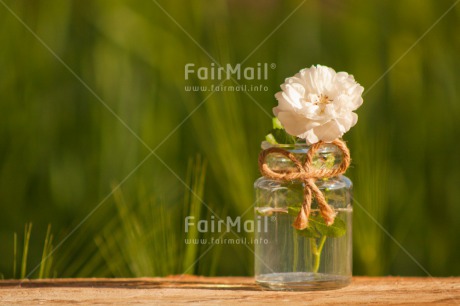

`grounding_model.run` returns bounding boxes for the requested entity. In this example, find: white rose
[273,65,364,145]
